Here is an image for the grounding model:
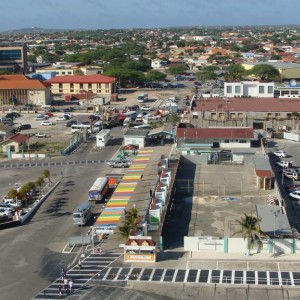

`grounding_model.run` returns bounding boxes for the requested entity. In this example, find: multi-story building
[224,81,274,98]
[190,98,300,131]
[45,74,116,102]
[0,44,28,73]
